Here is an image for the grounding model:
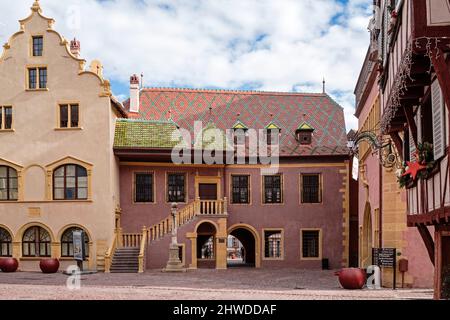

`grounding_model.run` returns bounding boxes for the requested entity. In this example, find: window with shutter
[431,79,446,160]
